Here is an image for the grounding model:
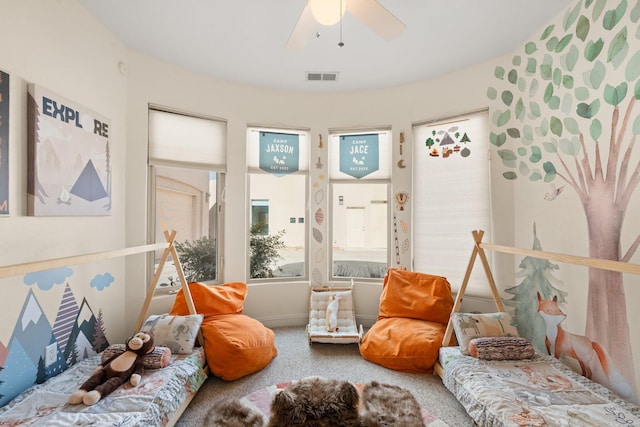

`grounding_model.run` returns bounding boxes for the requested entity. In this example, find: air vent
[306,72,339,82]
